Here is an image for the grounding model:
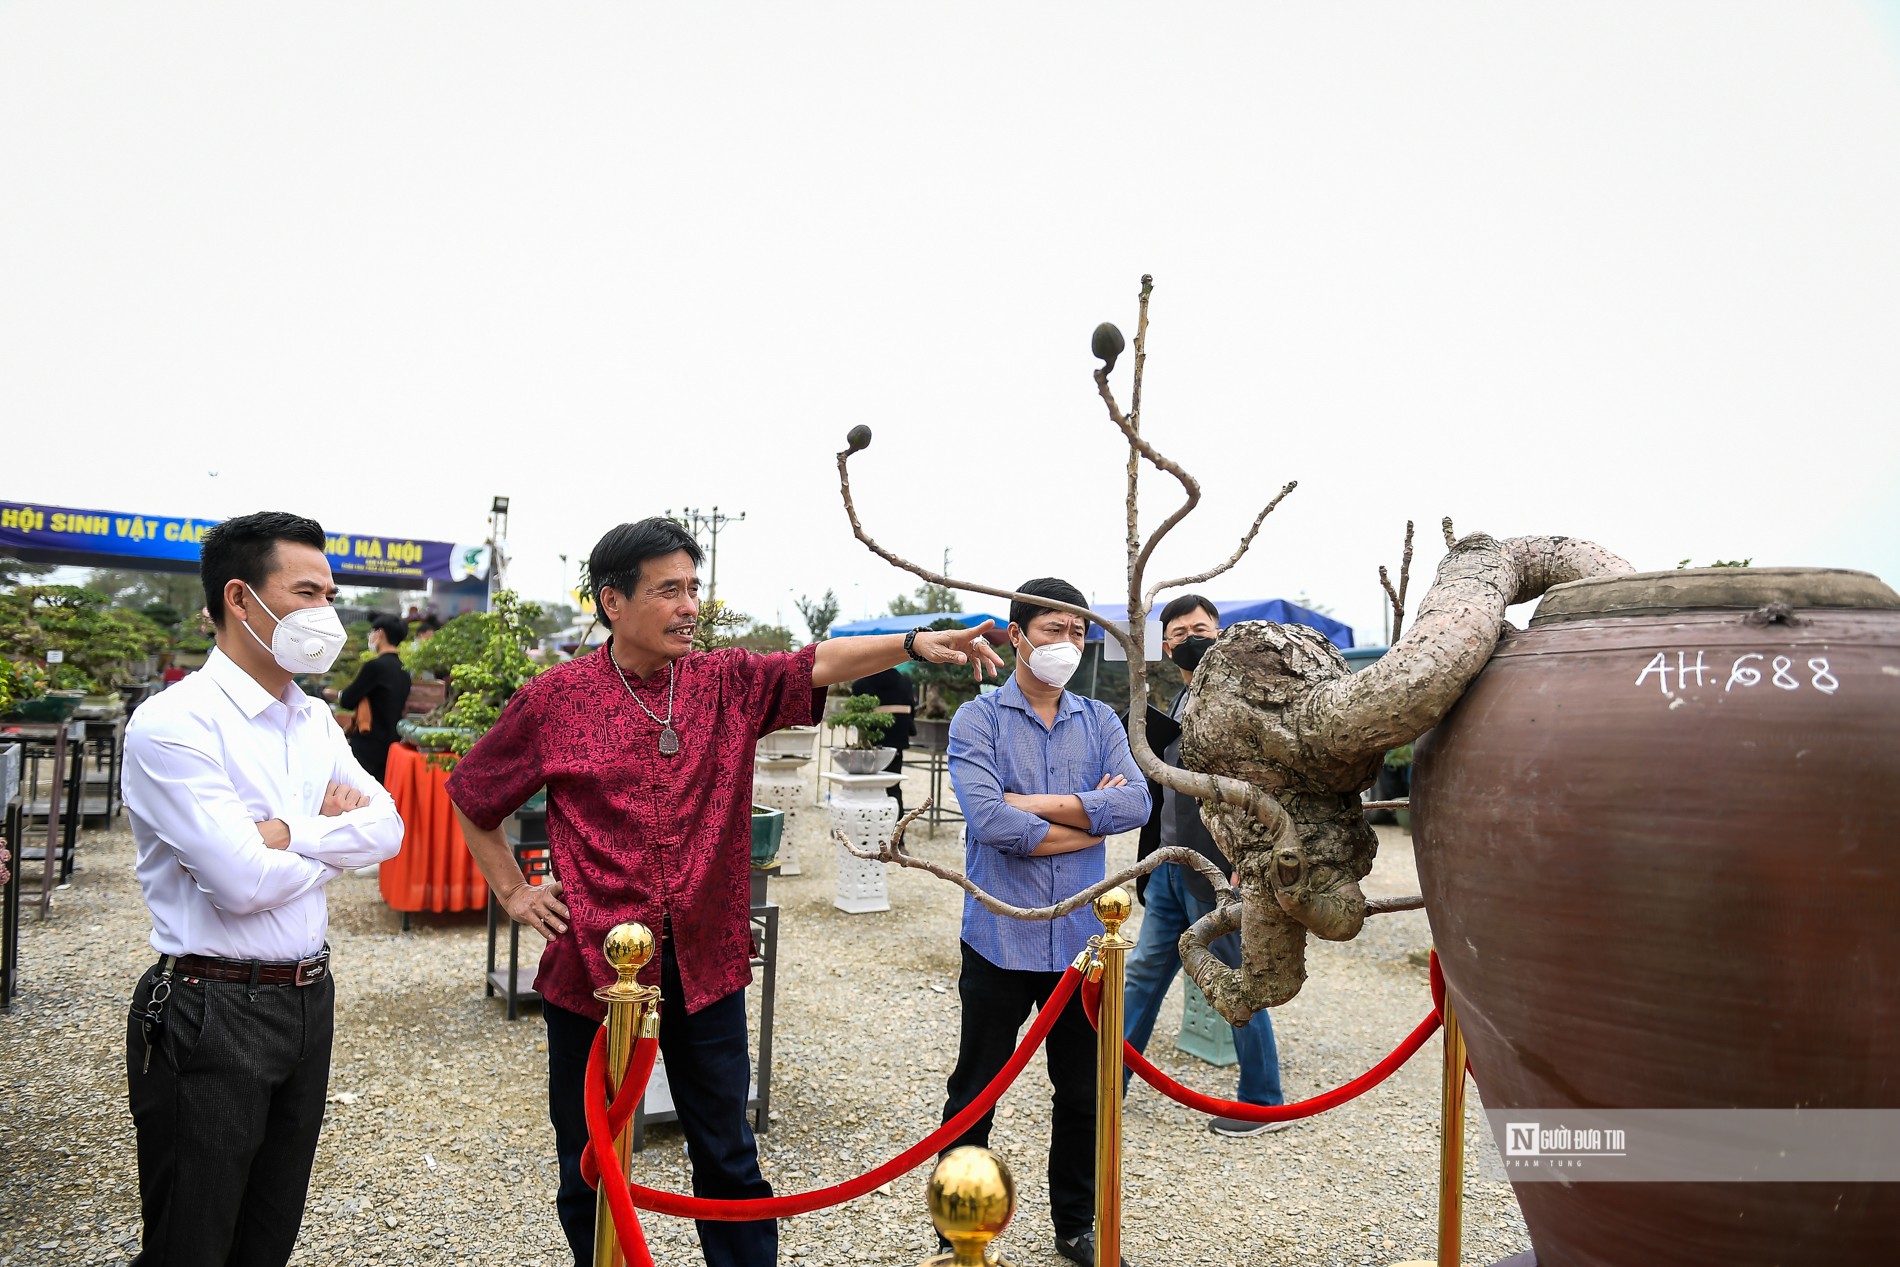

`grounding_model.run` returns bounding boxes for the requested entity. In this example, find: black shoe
[1055,1231,1135,1267]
